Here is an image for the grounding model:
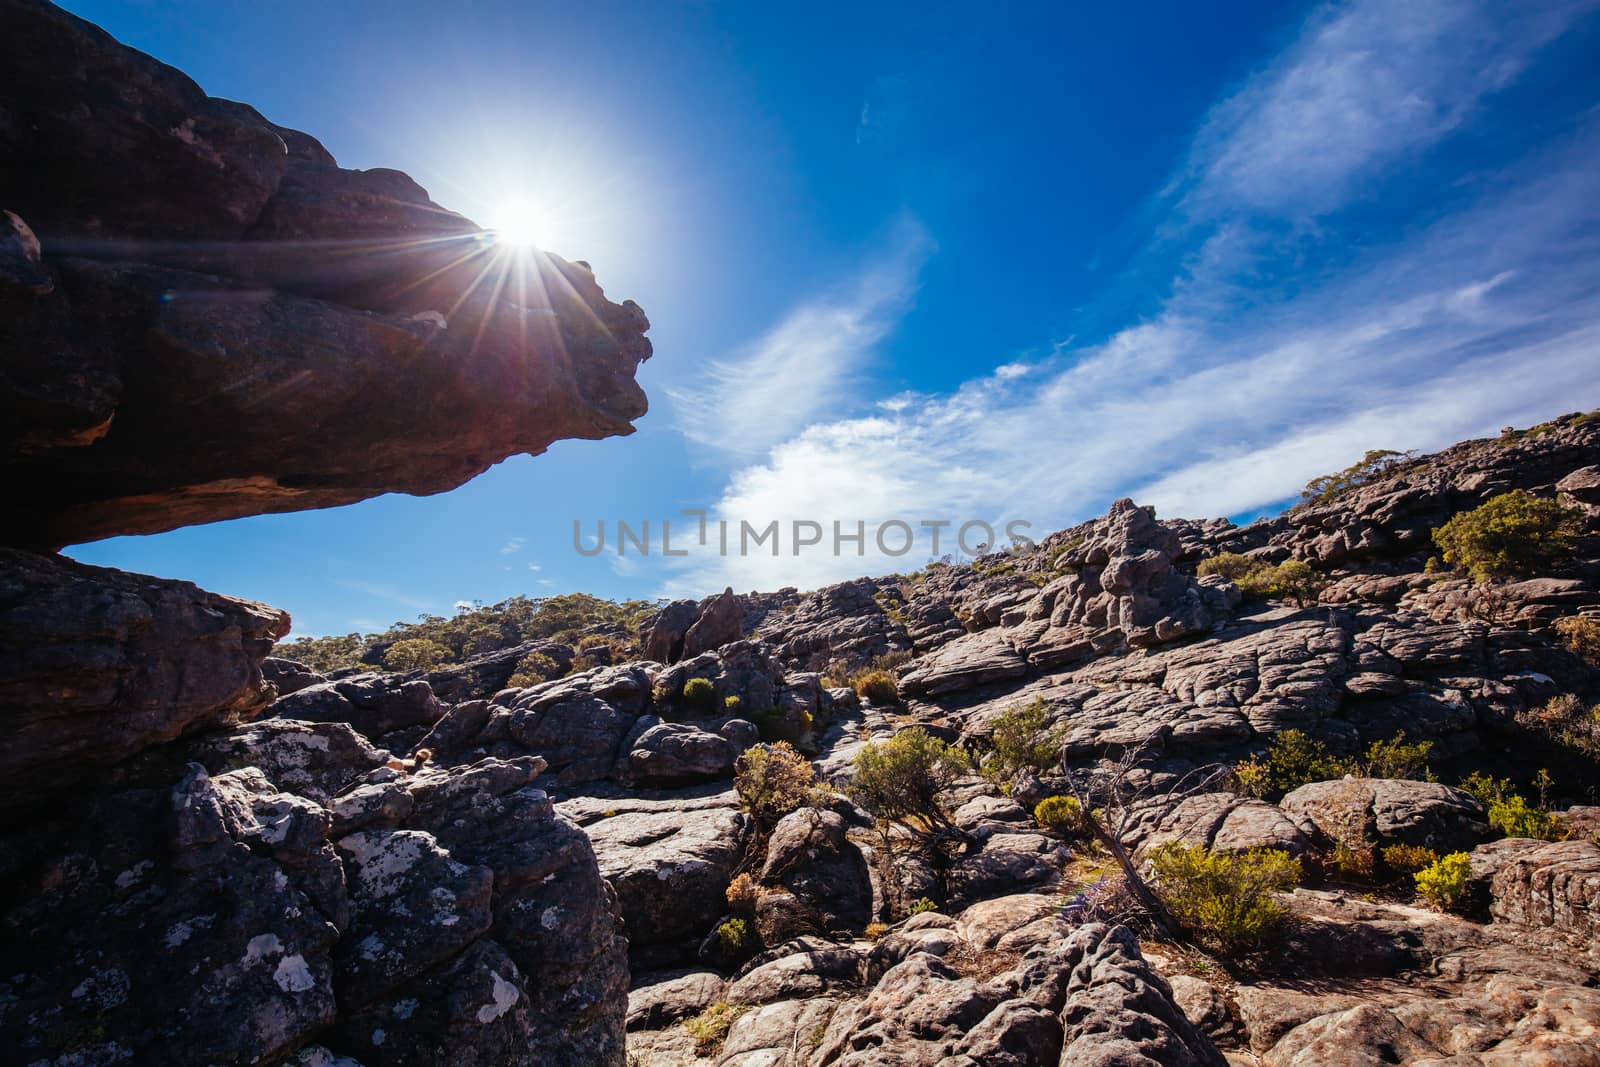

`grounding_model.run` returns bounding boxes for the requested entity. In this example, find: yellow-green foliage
[1298,449,1412,507]
[1413,851,1472,911]
[1033,795,1086,836]
[1432,490,1583,582]
[681,676,718,715]
[1360,733,1435,781]
[383,637,454,672]
[907,897,939,916]
[749,706,817,752]
[1520,694,1600,761]
[1197,554,1322,606]
[1555,615,1600,667]
[685,1002,747,1056]
[1460,772,1565,841]
[715,918,753,955]
[981,698,1065,785]
[847,728,970,830]
[277,591,656,673]
[1380,843,1439,878]
[1150,844,1302,955]
[735,742,816,827]
[851,668,900,706]
[506,650,561,689]
[1233,730,1356,799]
